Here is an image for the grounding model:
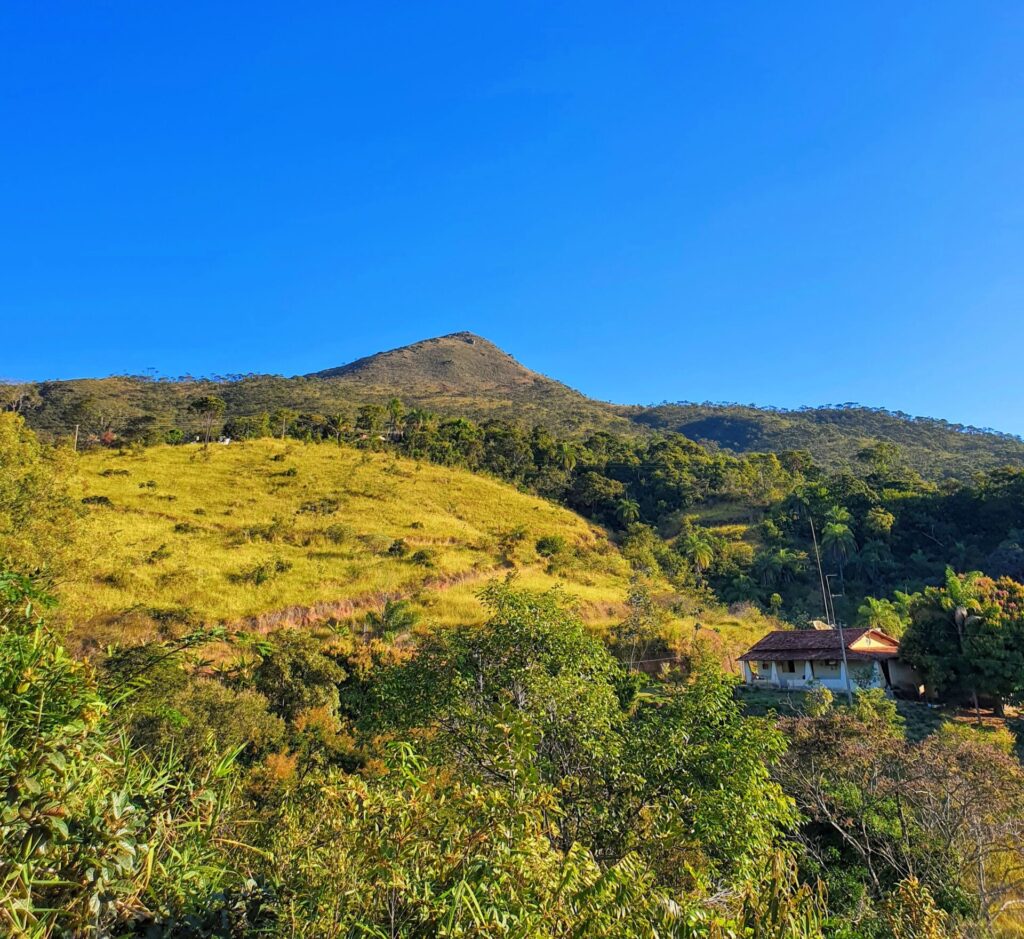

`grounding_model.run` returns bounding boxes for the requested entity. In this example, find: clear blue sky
[3,3,1023,432]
